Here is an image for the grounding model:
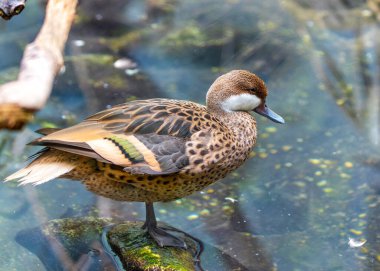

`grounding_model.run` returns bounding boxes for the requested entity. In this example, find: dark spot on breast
[169,108,180,113]
[127,180,135,183]
[200,150,209,156]
[186,116,192,121]
[147,176,155,181]
[110,164,122,170]
[196,144,203,149]
[194,159,203,165]
[204,114,211,120]
[193,126,201,132]
[137,176,144,181]
[108,173,115,179]
[189,150,196,155]
[215,154,220,159]
[163,181,170,185]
